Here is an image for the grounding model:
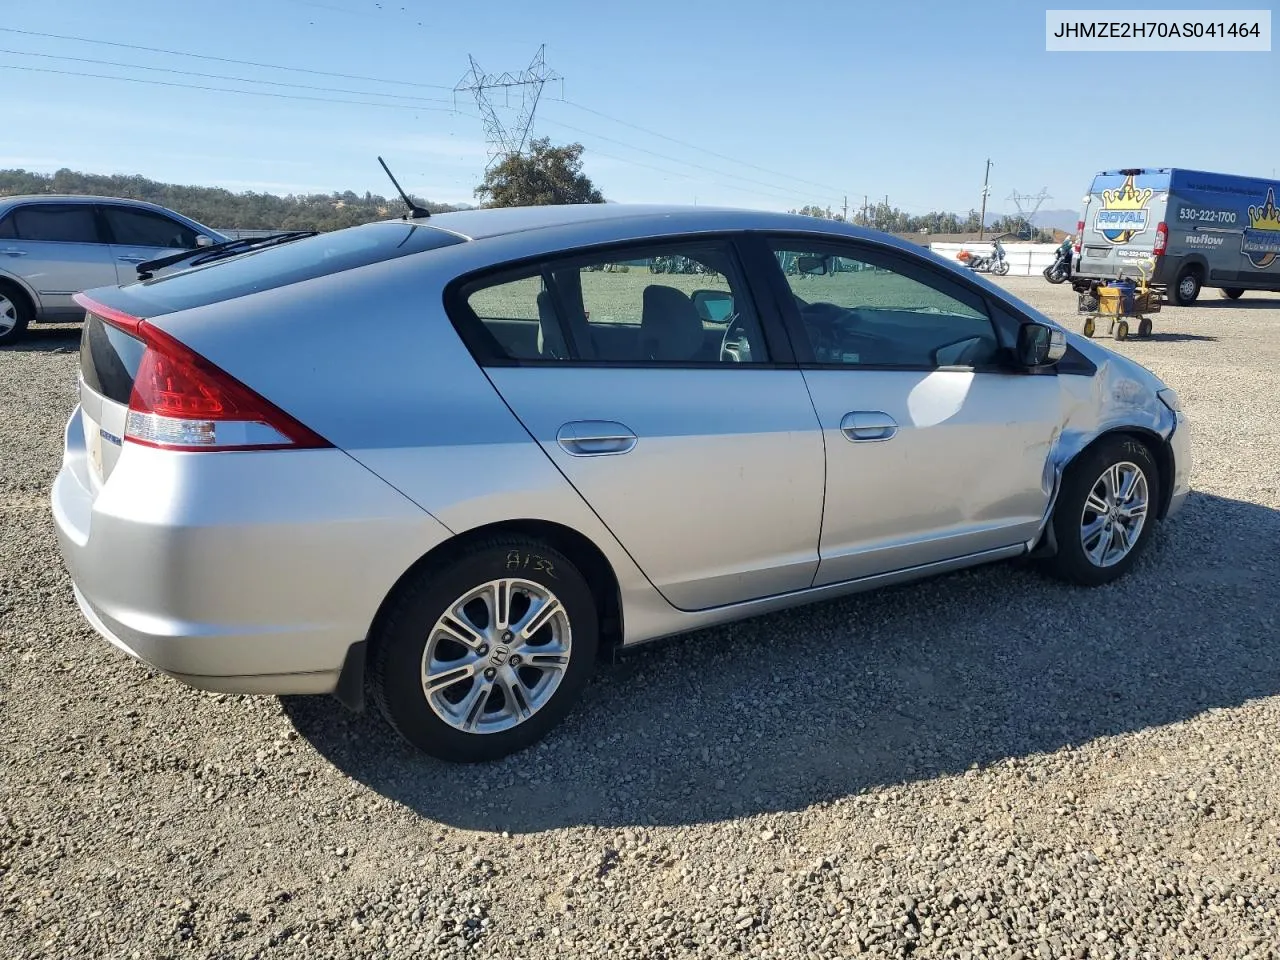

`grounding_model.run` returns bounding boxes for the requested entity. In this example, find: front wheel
[370,537,599,762]
[1044,264,1067,284]
[993,259,1010,276]
[1040,436,1159,586]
